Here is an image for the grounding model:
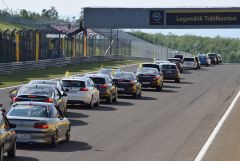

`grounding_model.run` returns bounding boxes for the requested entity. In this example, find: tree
[41,6,59,20]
